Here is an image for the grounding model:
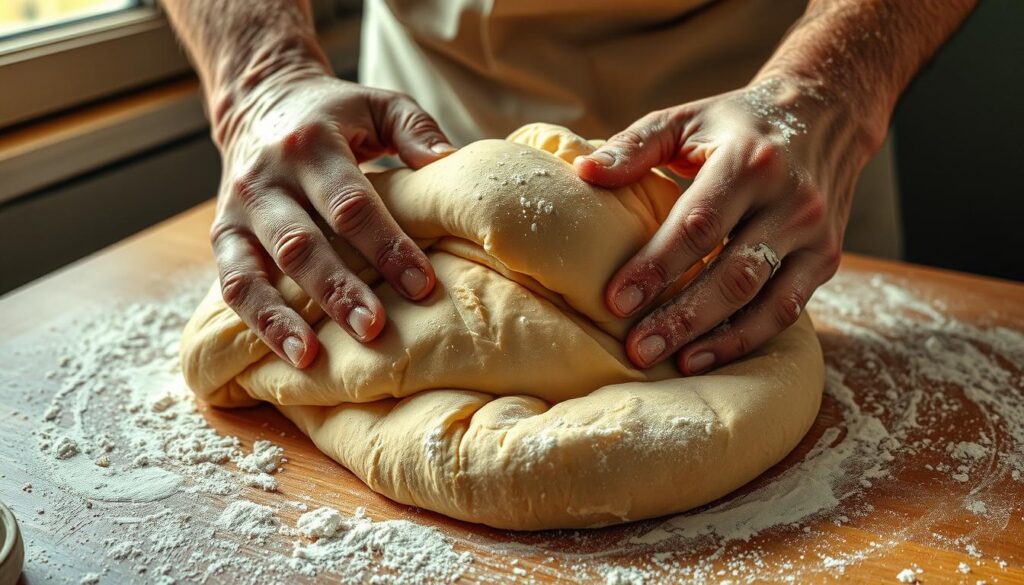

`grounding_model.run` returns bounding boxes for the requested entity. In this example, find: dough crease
[181,123,824,530]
